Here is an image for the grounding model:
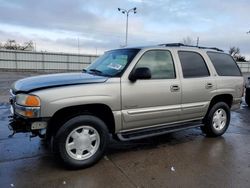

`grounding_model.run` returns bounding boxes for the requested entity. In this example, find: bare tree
[229,46,246,62]
[20,41,34,51]
[237,56,246,62]
[1,39,34,51]
[3,40,18,50]
[182,36,193,45]
[229,47,240,57]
